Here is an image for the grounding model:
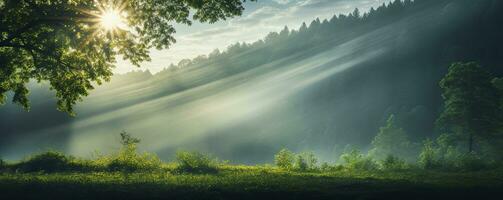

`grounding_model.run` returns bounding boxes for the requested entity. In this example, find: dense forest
[1,0,503,164]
